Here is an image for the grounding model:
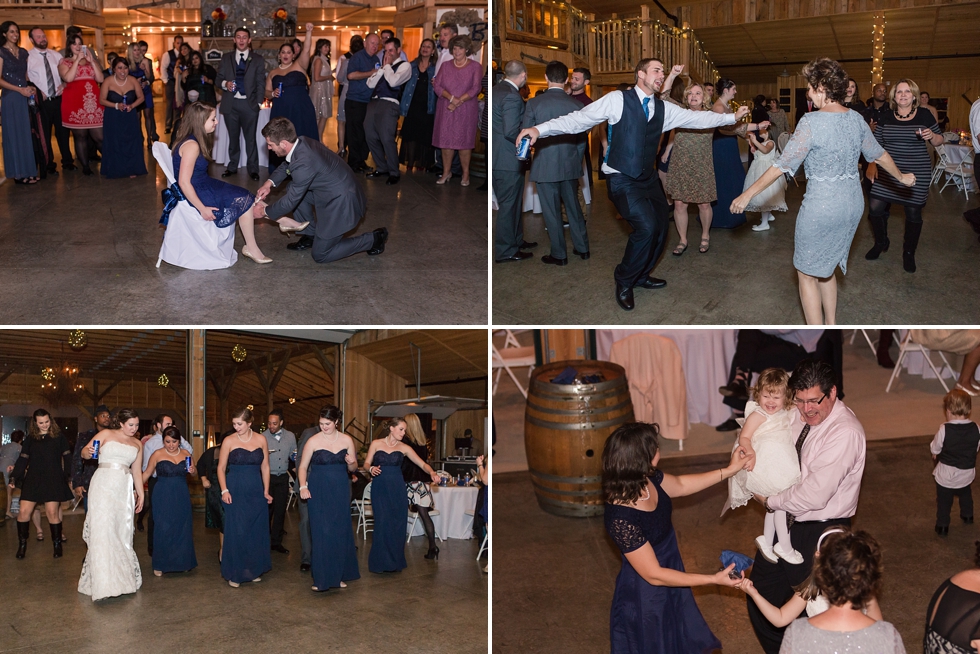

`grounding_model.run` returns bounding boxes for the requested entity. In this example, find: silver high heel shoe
[241,247,272,264]
[279,220,310,234]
